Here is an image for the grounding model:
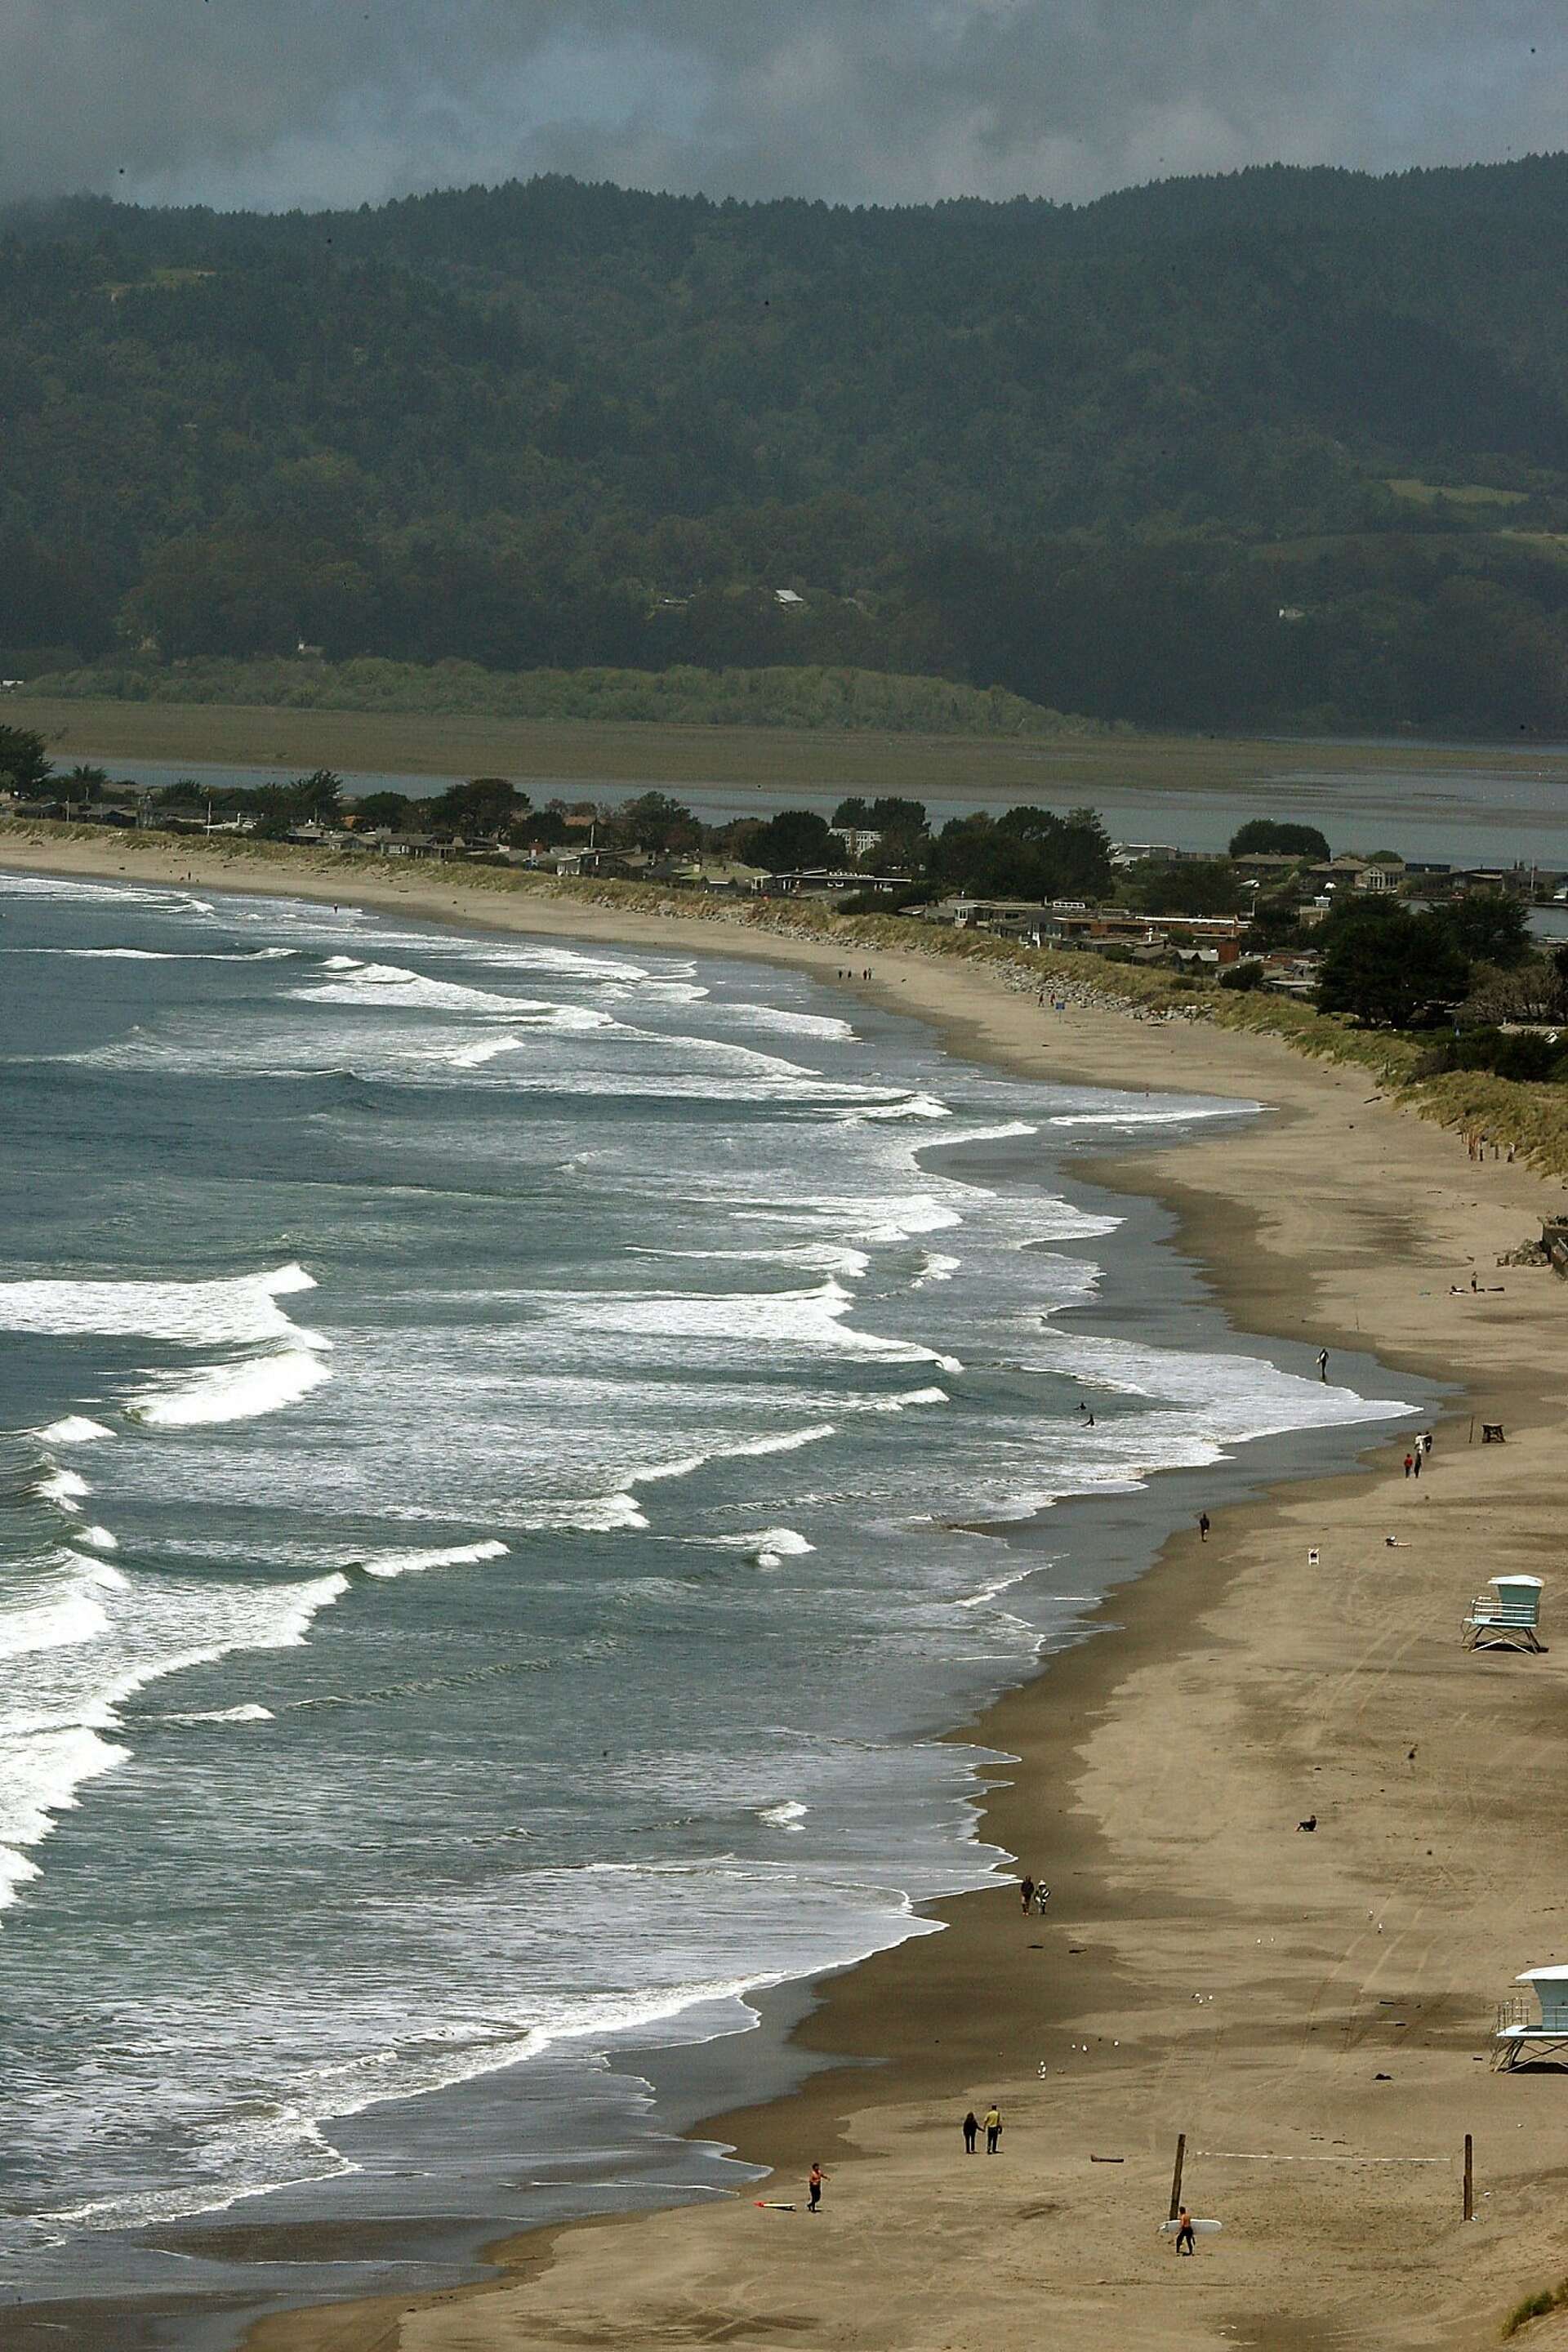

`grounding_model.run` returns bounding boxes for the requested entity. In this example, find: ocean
[0,873,1418,2340]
